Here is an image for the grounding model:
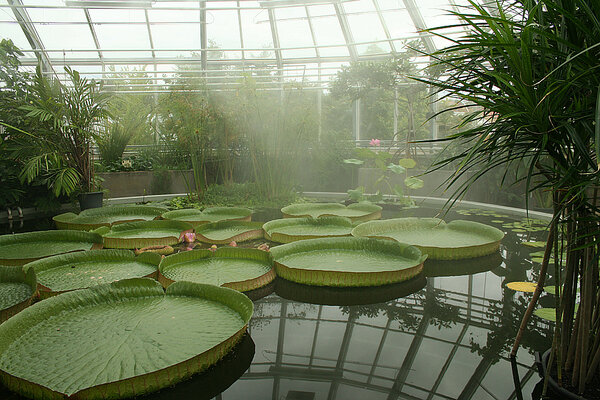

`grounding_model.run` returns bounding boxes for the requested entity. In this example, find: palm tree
[417,0,600,395]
